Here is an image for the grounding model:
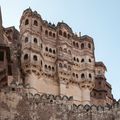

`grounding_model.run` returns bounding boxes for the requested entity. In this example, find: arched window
[89,73,92,78]
[81,58,84,63]
[73,41,75,46]
[52,67,54,71]
[25,37,28,43]
[81,73,85,79]
[68,34,70,39]
[48,66,51,70]
[53,33,55,38]
[49,31,52,36]
[89,59,91,62]
[24,54,28,60]
[74,57,76,61]
[73,73,75,77]
[76,43,79,48]
[59,63,62,68]
[81,43,84,49]
[33,55,37,61]
[34,38,37,43]
[49,48,52,53]
[45,47,48,51]
[88,43,91,49]
[45,64,47,69]
[25,19,29,25]
[59,30,62,35]
[53,50,56,54]
[76,74,78,78]
[77,58,79,62]
[34,20,38,26]
[45,30,48,35]
[63,32,67,37]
